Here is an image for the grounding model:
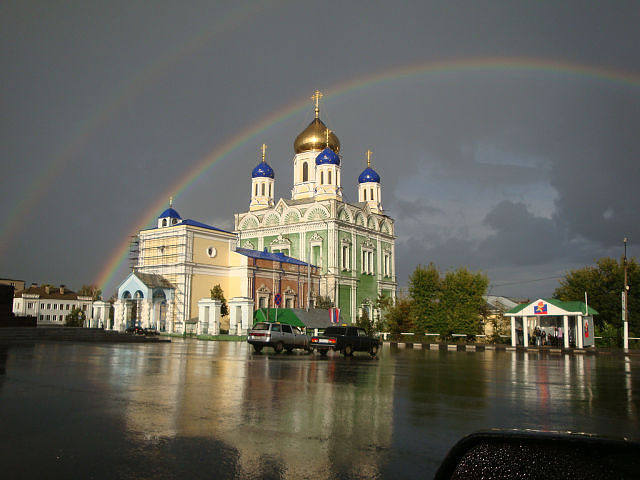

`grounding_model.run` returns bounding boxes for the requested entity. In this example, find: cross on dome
[312,90,323,118]
[358,149,381,183]
[251,143,274,178]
